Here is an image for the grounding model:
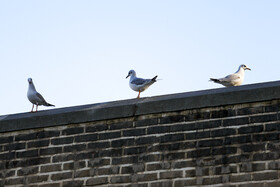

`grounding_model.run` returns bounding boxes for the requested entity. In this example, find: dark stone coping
[0,81,280,132]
